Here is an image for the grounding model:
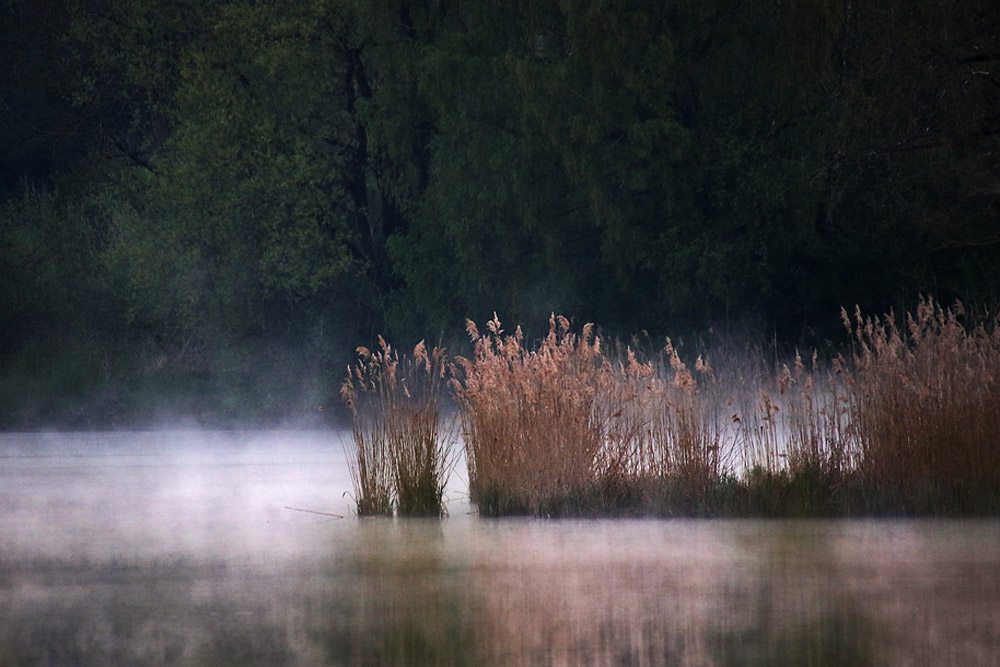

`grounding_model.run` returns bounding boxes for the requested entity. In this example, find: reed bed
[842,297,1000,513]
[341,338,456,517]
[344,298,999,517]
